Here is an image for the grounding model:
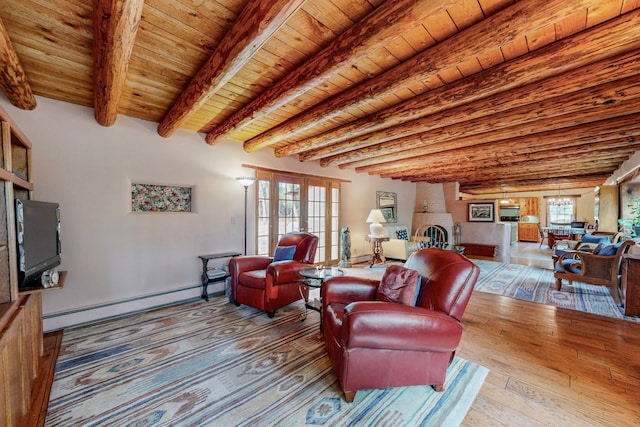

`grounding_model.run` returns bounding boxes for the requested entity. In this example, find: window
[546,196,577,224]
[255,170,342,265]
